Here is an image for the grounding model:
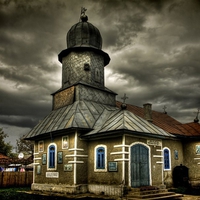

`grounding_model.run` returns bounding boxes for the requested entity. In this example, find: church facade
[24,10,200,197]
